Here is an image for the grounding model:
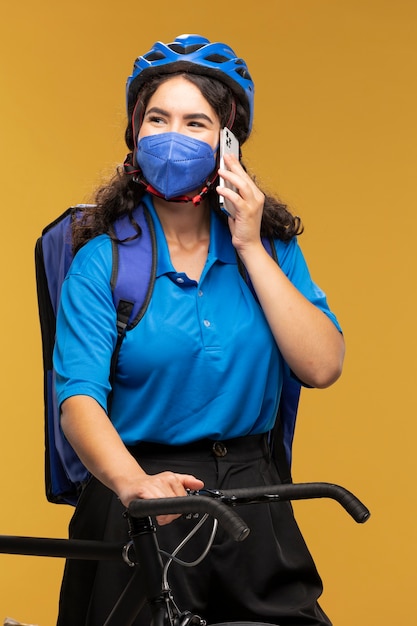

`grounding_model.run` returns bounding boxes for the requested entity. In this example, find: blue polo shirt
[54,194,341,445]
